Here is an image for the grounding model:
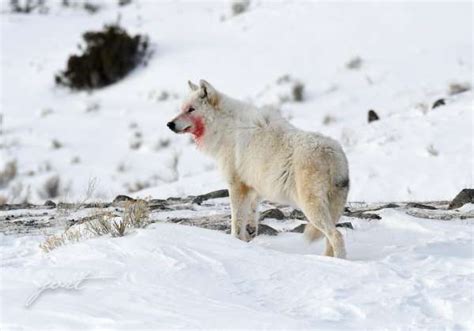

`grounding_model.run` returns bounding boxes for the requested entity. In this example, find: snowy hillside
[1,1,473,330]
[1,1,472,203]
[1,199,474,330]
